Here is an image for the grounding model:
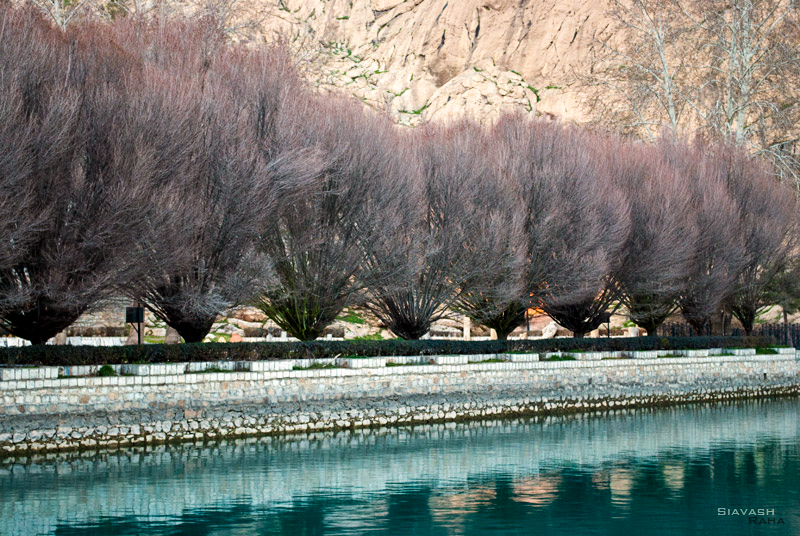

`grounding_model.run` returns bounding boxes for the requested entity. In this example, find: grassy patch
[293,362,338,370]
[756,347,779,354]
[352,333,383,341]
[468,358,508,364]
[188,367,232,374]
[400,102,430,115]
[525,85,541,101]
[336,310,366,324]
[386,361,428,367]
[542,355,576,361]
